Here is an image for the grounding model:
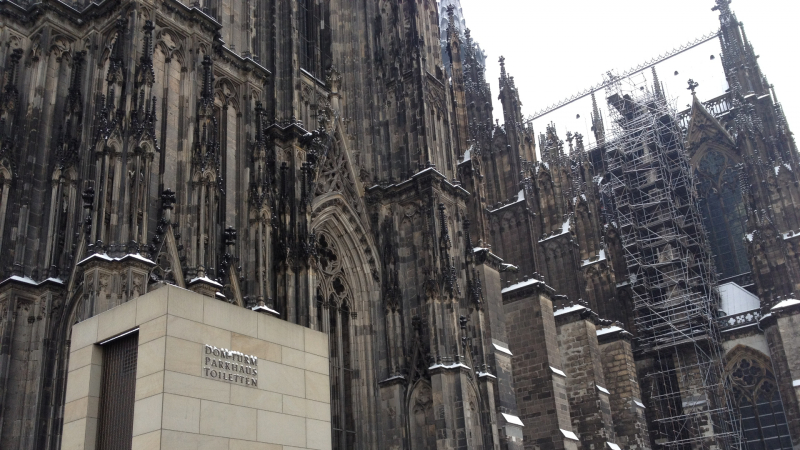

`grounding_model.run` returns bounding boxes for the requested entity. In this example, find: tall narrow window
[695,150,750,281]
[328,300,355,449]
[96,331,139,450]
[315,233,356,449]
[299,0,320,77]
[298,0,331,79]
